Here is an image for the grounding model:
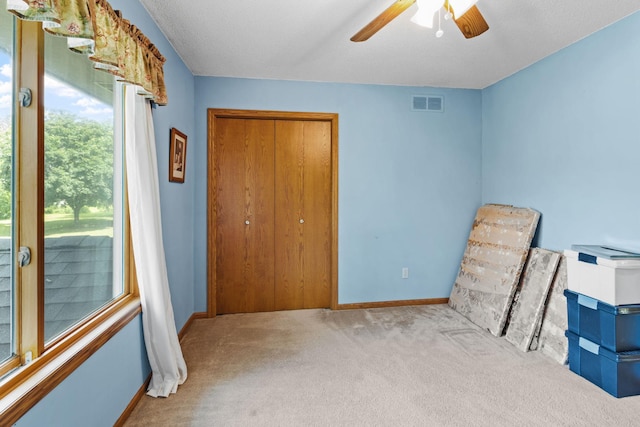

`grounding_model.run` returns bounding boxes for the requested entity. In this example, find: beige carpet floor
[124,305,640,426]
